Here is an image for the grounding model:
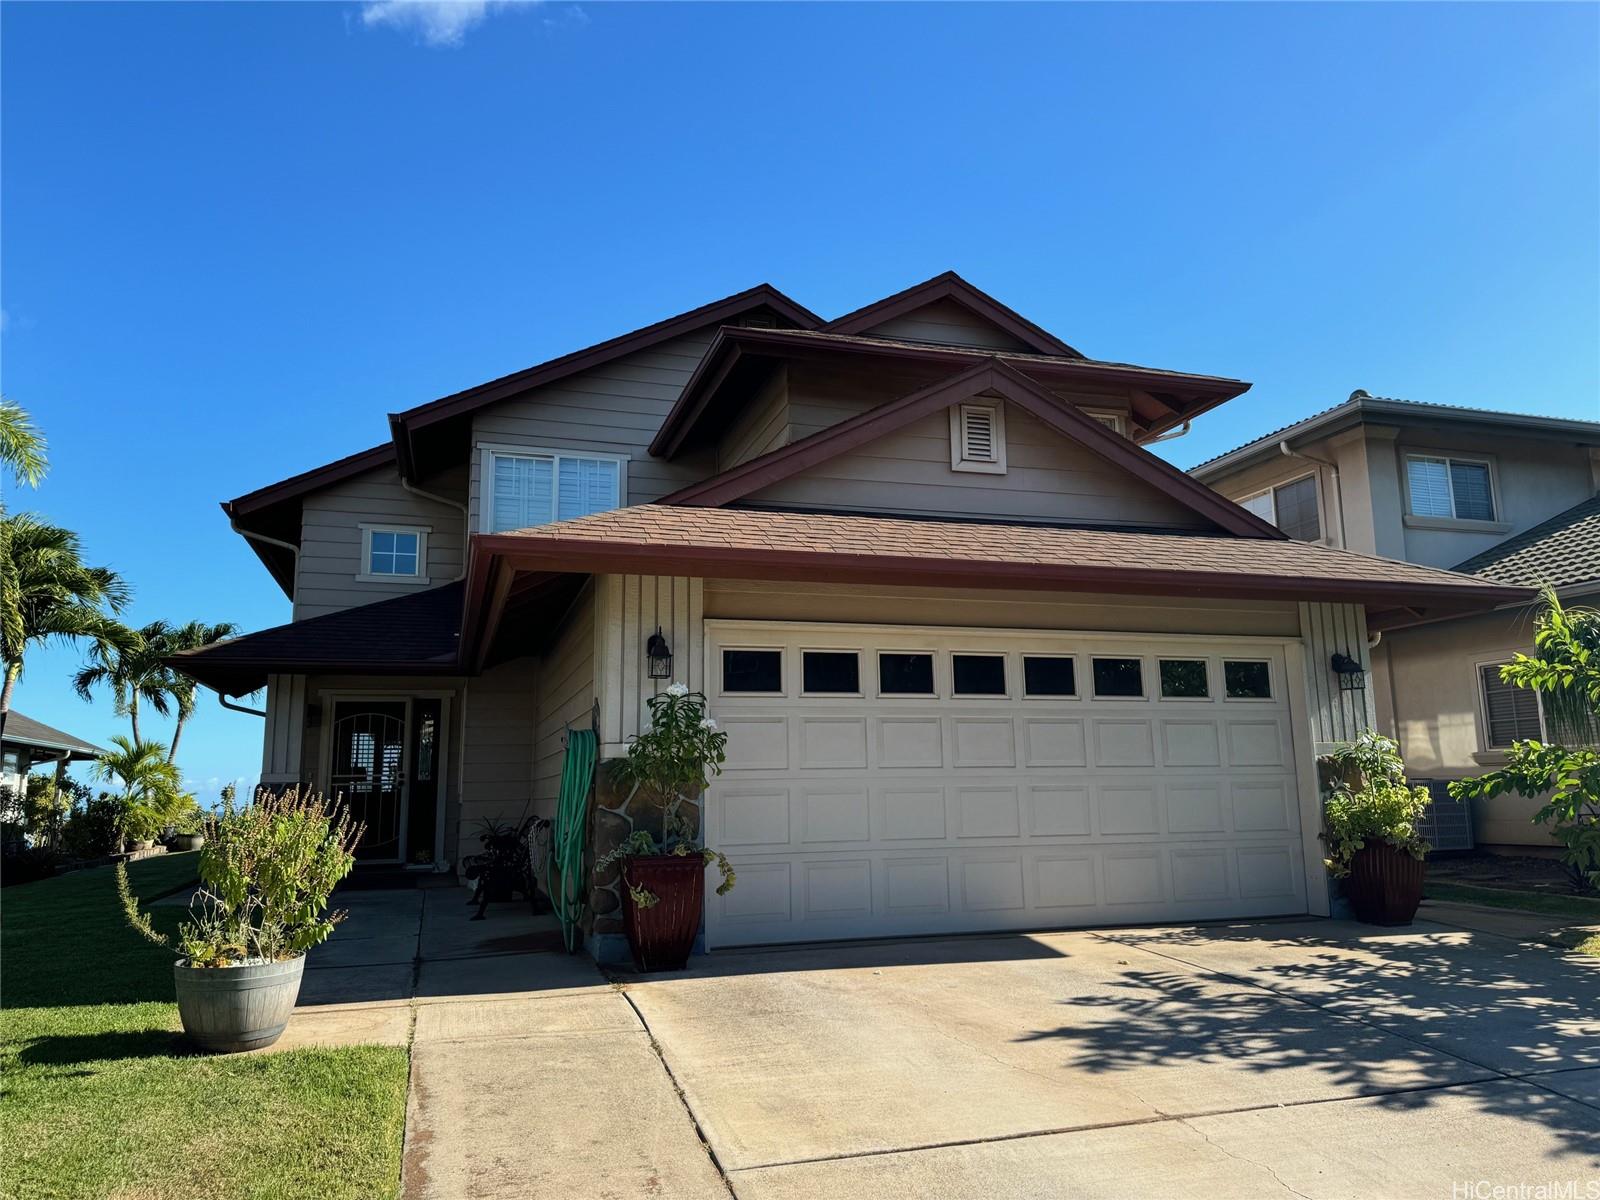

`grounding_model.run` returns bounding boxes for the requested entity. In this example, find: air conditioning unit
[1413,780,1475,852]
